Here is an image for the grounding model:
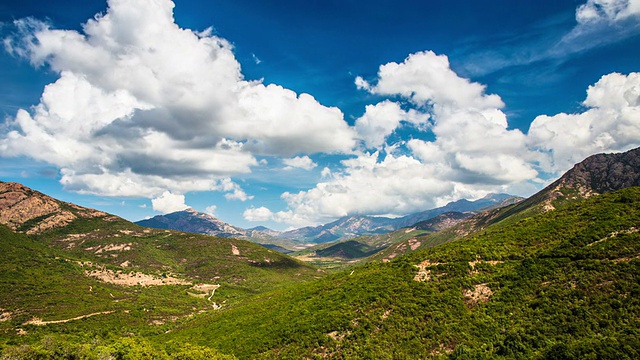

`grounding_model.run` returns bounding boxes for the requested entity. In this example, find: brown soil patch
[413,260,446,282]
[408,238,421,250]
[468,260,504,274]
[84,267,190,287]
[327,330,350,342]
[23,311,115,326]
[464,283,493,306]
[0,309,12,322]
